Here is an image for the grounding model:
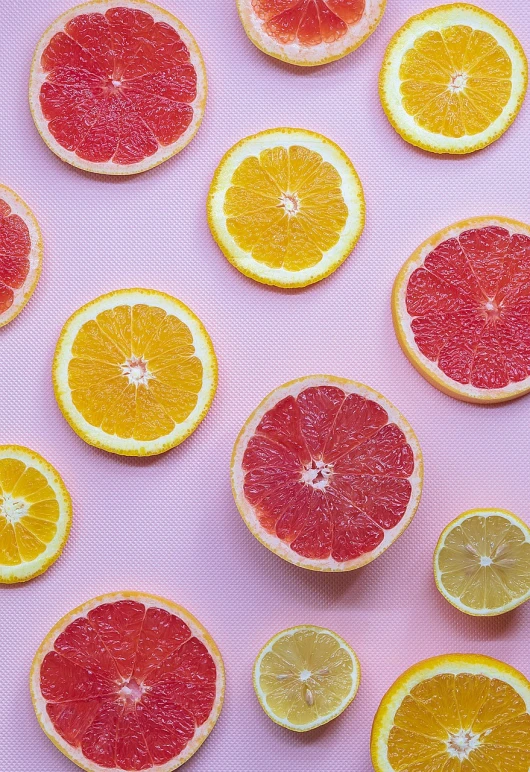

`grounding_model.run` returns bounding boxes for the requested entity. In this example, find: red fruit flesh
[0,199,31,315]
[252,0,365,46]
